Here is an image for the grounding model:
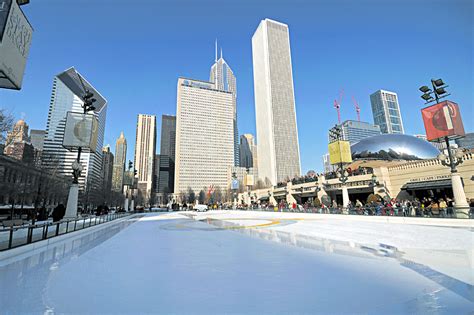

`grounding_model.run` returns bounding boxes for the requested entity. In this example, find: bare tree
[214,186,222,203]
[255,179,265,189]
[187,187,195,204]
[0,109,14,145]
[264,177,273,188]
